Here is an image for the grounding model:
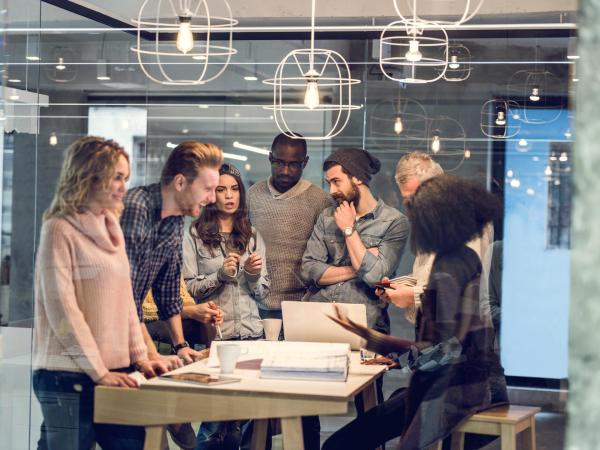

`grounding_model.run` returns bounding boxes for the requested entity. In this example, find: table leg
[361,380,378,412]
[500,424,517,450]
[250,418,270,450]
[281,416,305,450]
[359,381,382,450]
[521,417,537,450]
[144,425,167,450]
